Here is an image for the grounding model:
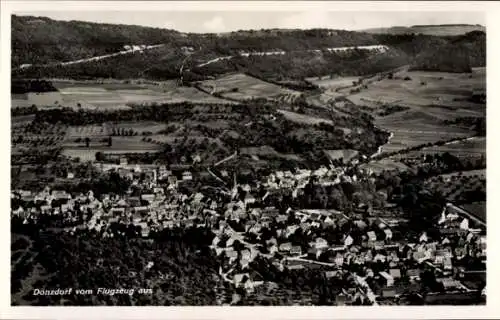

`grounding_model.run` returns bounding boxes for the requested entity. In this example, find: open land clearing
[197,73,300,102]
